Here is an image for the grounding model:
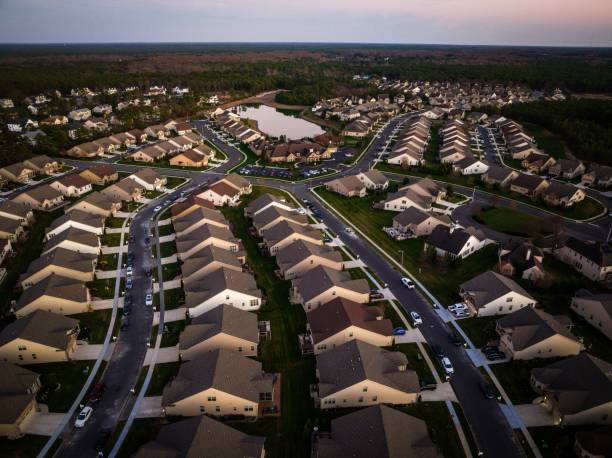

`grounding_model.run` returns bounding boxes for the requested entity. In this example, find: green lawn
[144,190,164,199]
[159,241,177,258]
[393,343,435,381]
[28,361,97,412]
[472,206,553,238]
[72,309,112,344]
[490,359,557,404]
[97,253,118,270]
[204,139,228,162]
[101,232,123,247]
[88,278,116,299]
[122,200,142,212]
[162,263,180,281]
[165,176,188,189]
[0,435,54,458]
[315,187,499,306]
[160,321,186,347]
[146,362,181,396]
[529,425,598,458]
[155,288,186,311]
[456,316,499,348]
[105,216,126,229]
[158,224,174,236]
[0,209,63,315]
